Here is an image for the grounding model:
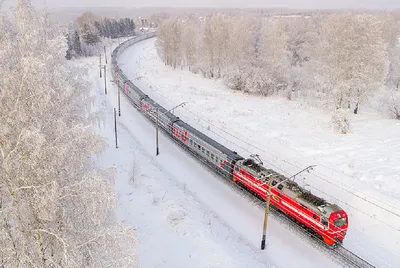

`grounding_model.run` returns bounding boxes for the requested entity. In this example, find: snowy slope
[117,37,400,267]
[76,43,353,267]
